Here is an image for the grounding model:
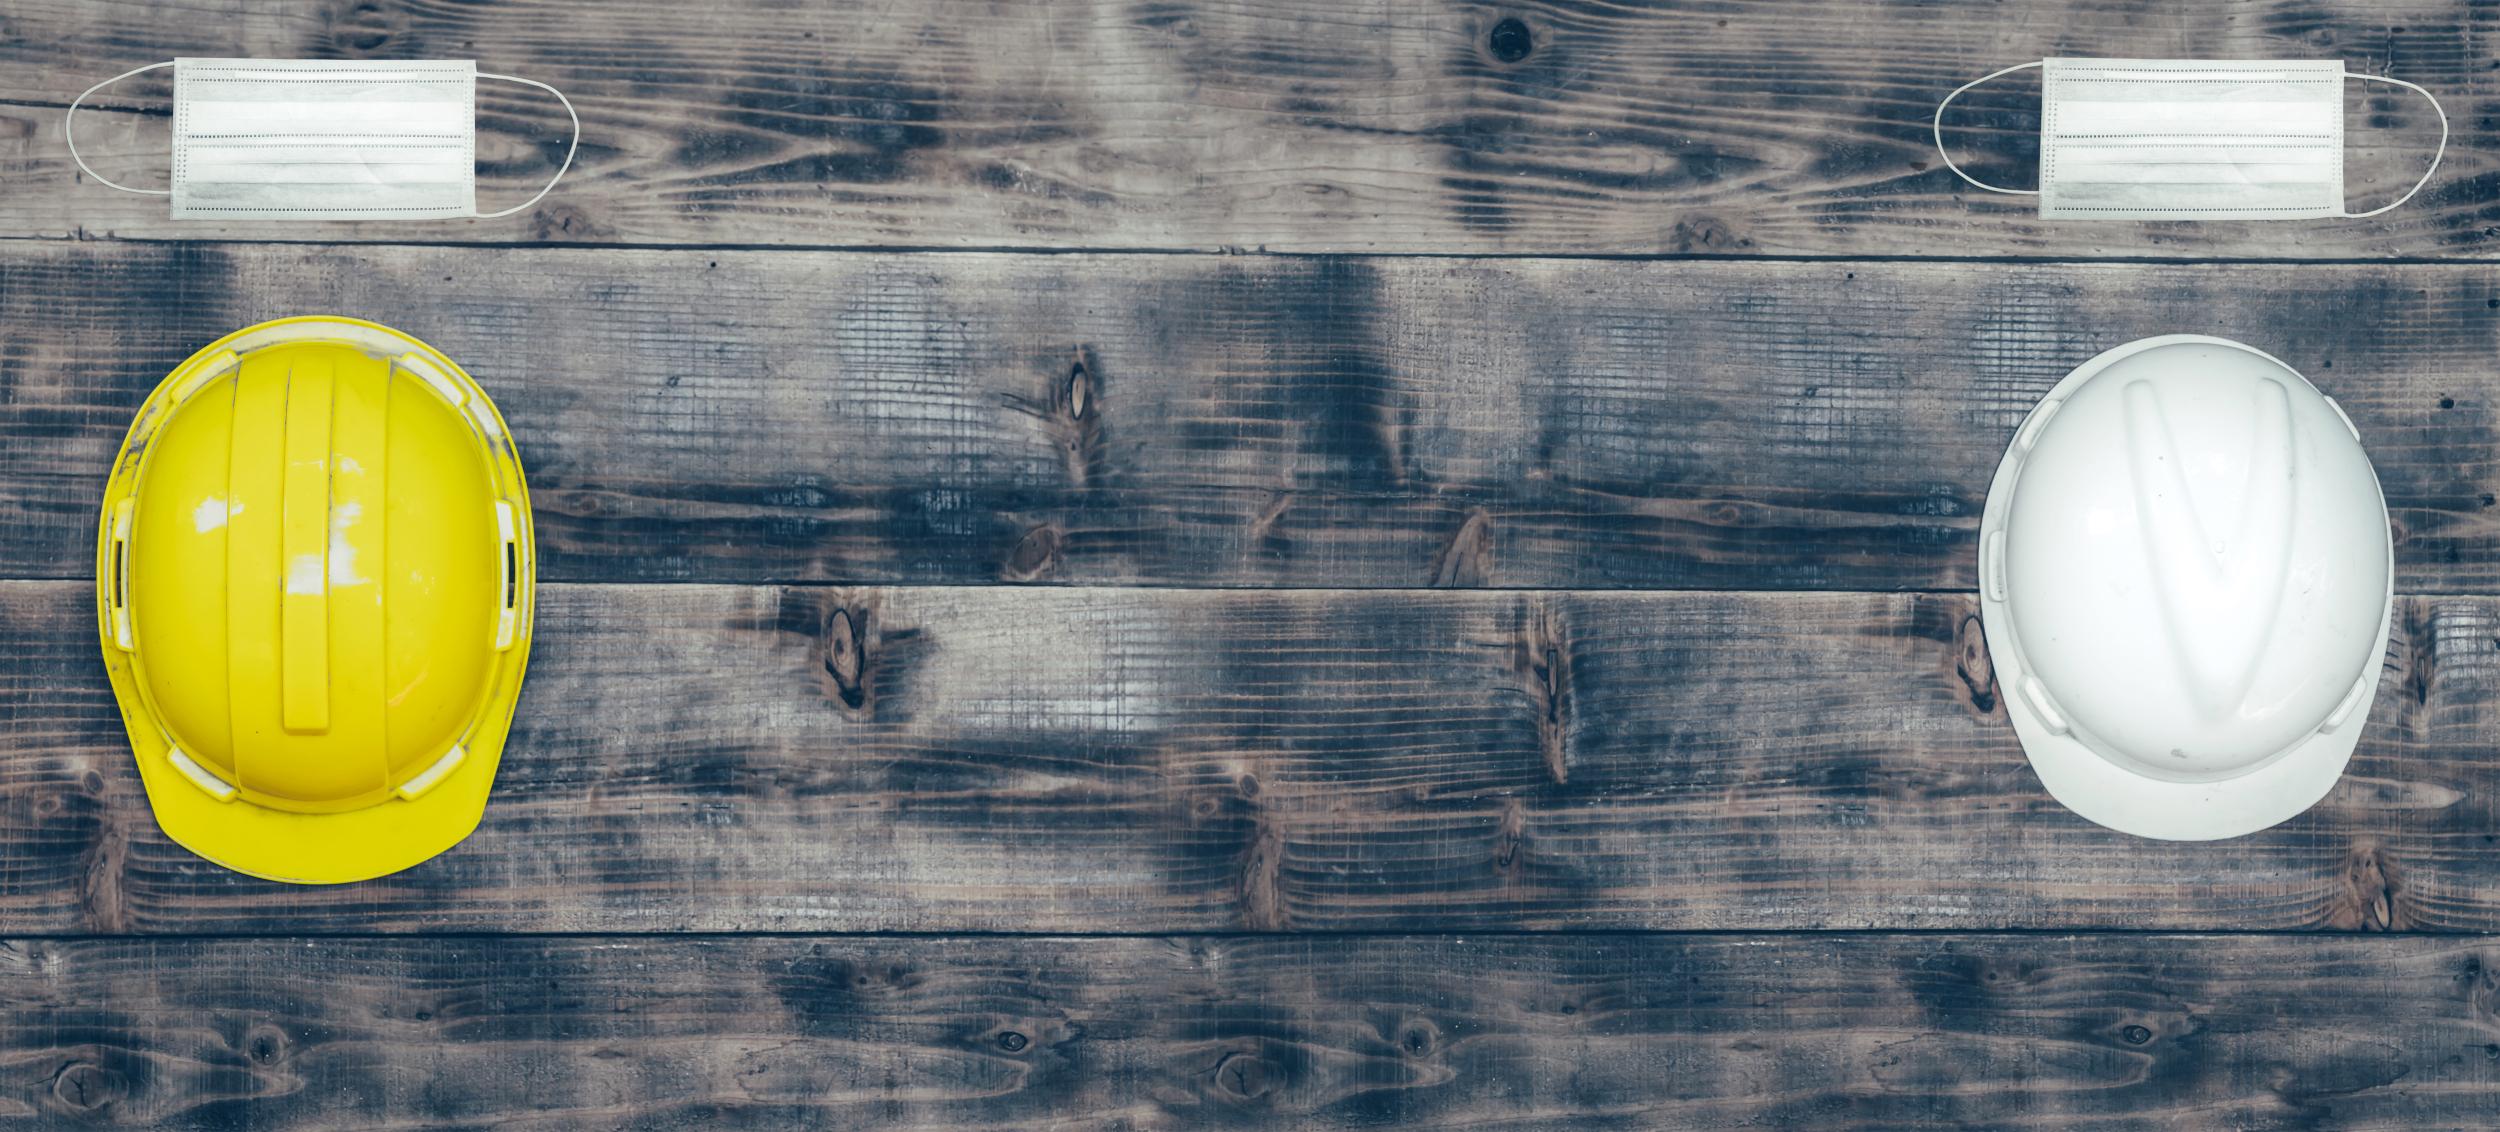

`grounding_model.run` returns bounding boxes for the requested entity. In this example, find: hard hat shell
[96,317,533,883]
[1979,335,2391,841]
